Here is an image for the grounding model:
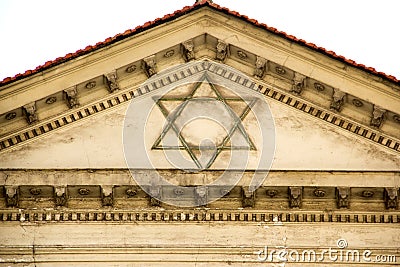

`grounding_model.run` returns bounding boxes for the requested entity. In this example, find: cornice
[199,12,400,112]
[0,12,209,113]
